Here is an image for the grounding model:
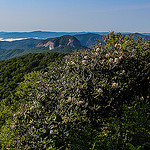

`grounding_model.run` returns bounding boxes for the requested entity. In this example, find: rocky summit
[36,35,81,50]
